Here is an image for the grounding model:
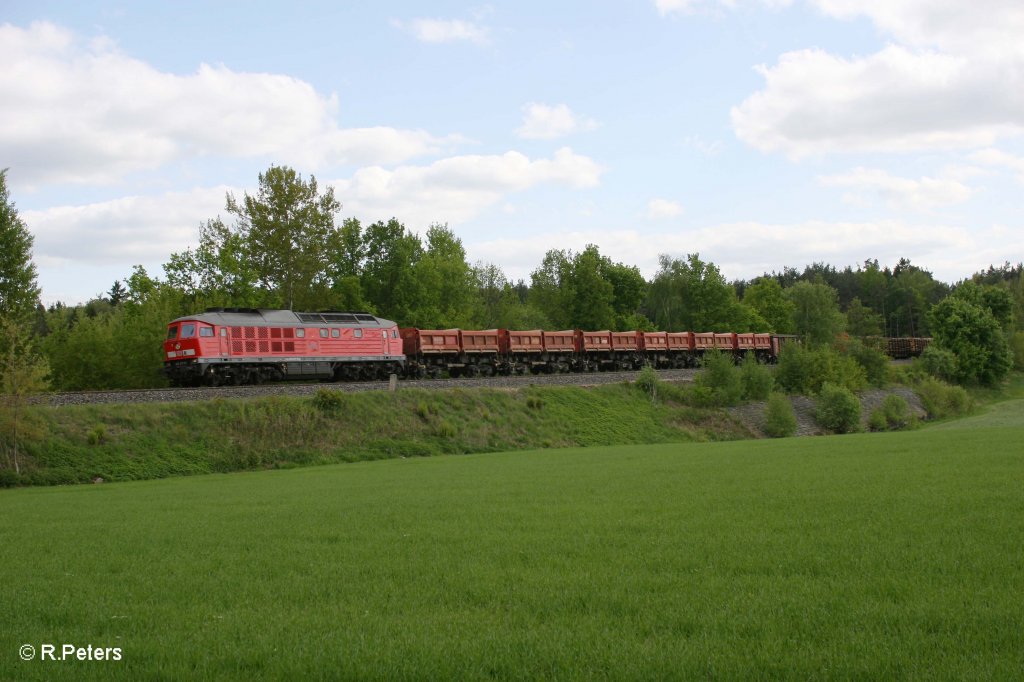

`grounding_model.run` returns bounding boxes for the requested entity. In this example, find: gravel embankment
[729,387,926,437]
[39,369,700,407]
